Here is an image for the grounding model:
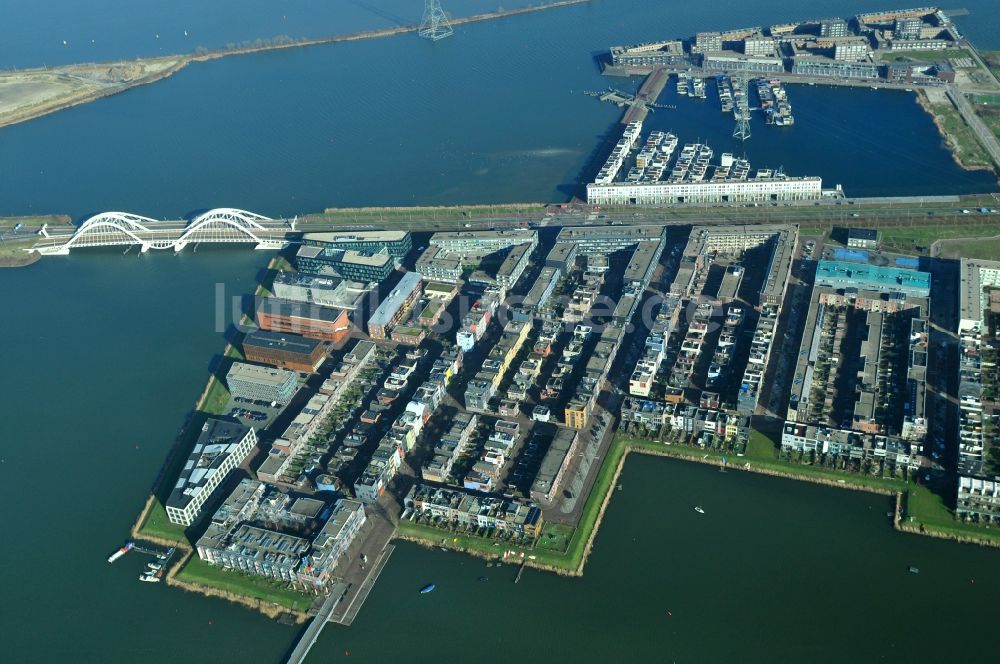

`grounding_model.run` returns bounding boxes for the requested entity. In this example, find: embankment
[166,549,310,623]
[915,89,996,174]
